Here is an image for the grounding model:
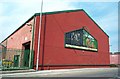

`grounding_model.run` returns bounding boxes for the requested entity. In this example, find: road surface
[2,68,120,78]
